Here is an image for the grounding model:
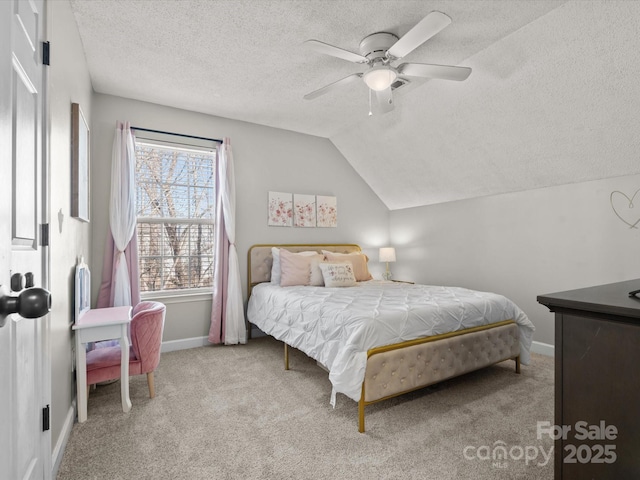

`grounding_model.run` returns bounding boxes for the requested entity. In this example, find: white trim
[161,336,210,353]
[137,216,213,225]
[141,290,213,304]
[530,340,554,357]
[51,402,75,479]
[135,137,217,154]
